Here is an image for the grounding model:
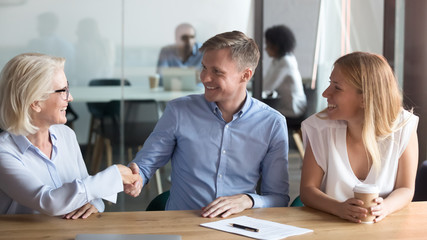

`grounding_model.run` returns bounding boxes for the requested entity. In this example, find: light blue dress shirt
[132,93,290,210]
[0,125,123,215]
